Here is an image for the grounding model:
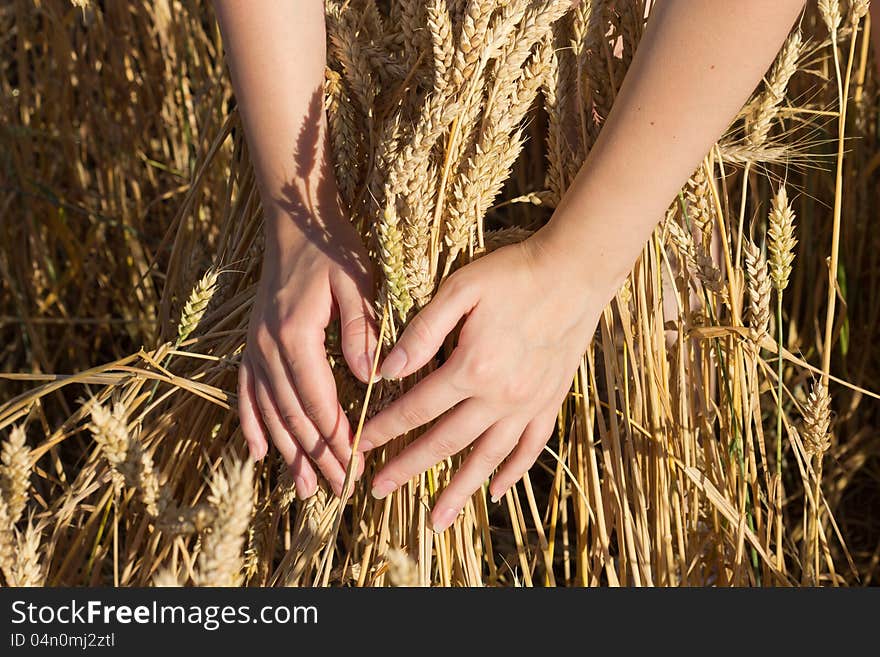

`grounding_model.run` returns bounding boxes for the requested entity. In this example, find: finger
[359,362,469,450]
[262,348,353,470]
[380,274,479,380]
[489,409,558,503]
[238,355,269,460]
[277,331,357,468]
[255,362,347,496]
[430,419,522,532]
[331,268,378,384]
[370,399,493,500]
[252,373,318,499]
